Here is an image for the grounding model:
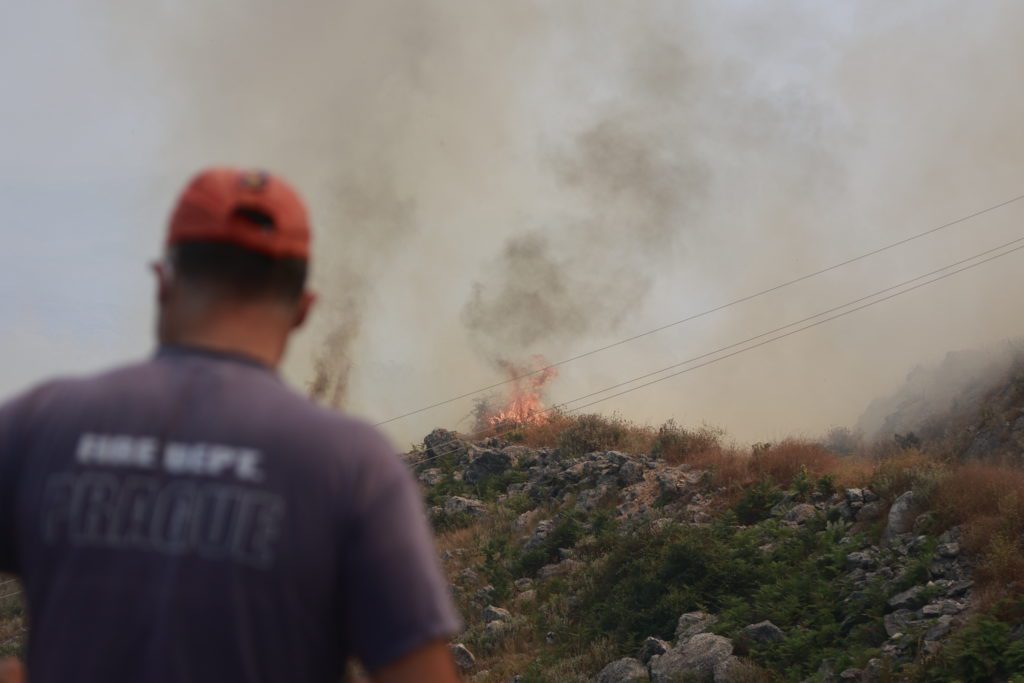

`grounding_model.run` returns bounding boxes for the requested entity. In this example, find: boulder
[525,519,556,550]
[638,636,670,663]
[450,643,476,672]
[883,491,917,542]
[856,501,884,523]
[675,611,716,643]
[888,586,927,611]
[418,468,445,486]
[712,656,750,683]
[483,605,512,623]
[593,657,648,683]
[883,609,917,637]
[618,460,646,486]
[537,559,584,579]
[741,620,784,644]
[444,496,487,516]
[513,577,534,592]
[649,633,734,683]
[424,429,467,460]
[513,589,537,606]
[783,503,817,524]
[464,448,514,485]
[846,550,876,571]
